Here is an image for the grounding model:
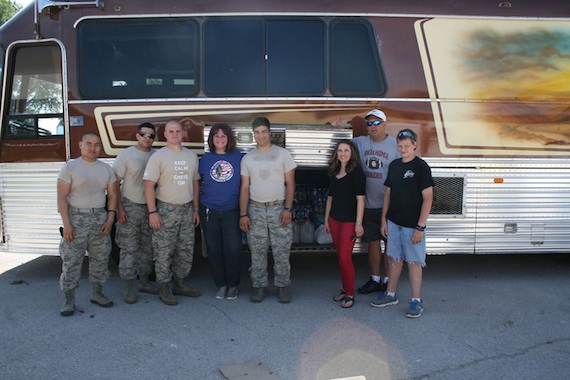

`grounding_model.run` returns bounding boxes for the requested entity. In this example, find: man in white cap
[353,109,399,294]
